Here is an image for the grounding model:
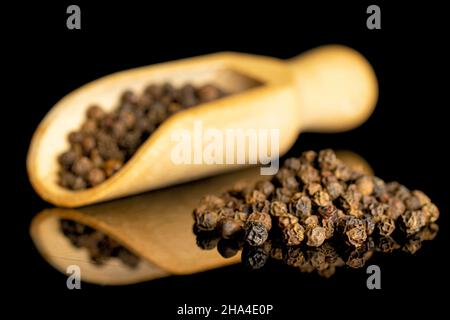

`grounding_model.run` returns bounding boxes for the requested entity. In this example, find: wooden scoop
[27,45,378,207]
[30,152,372,285]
